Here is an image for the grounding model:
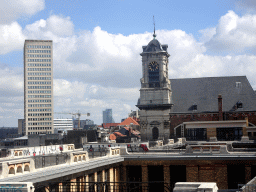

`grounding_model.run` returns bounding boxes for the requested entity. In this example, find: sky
[1,0,256,127]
